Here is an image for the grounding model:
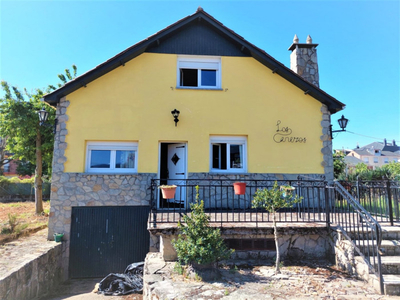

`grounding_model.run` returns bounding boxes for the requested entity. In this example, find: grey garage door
[69,206,150,278]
